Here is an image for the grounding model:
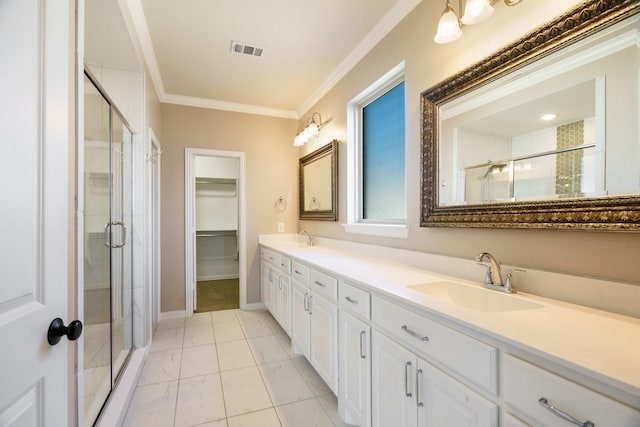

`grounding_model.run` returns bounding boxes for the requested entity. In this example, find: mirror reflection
[438,18,639,207]
[304,154,333,211]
